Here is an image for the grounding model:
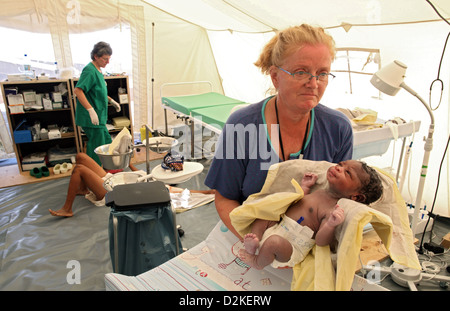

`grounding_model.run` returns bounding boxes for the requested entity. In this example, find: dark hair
[90,41,112,61]
[360,162,383,205]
